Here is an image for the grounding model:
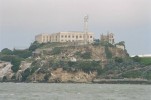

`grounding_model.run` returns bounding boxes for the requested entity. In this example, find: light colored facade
[116,44,125,50]
[35,32,94,43]
[35,34,50,43]
[100,33,114,44]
